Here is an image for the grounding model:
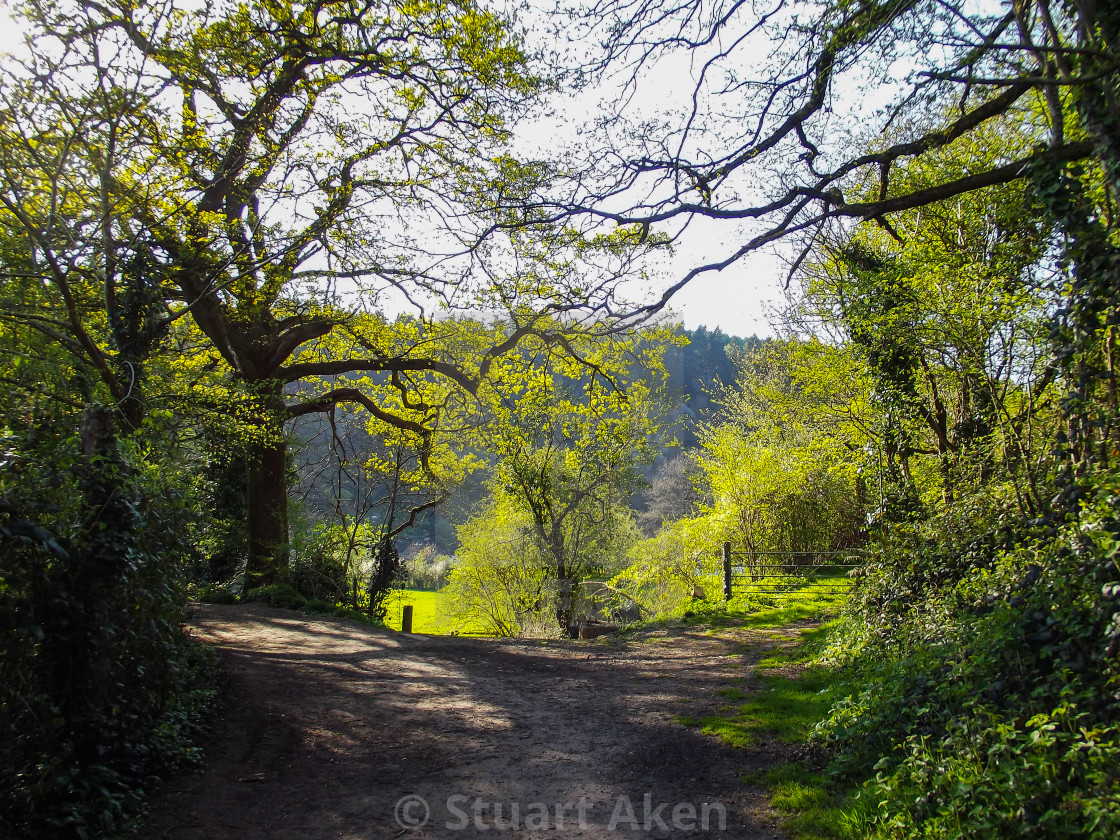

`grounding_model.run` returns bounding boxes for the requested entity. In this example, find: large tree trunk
[244,385,291,589]
[245,438,289,588]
